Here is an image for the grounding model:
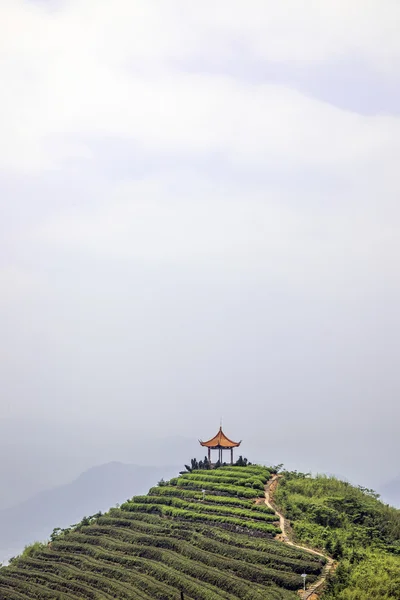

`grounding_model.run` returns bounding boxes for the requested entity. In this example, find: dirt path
[265,475,334,599]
